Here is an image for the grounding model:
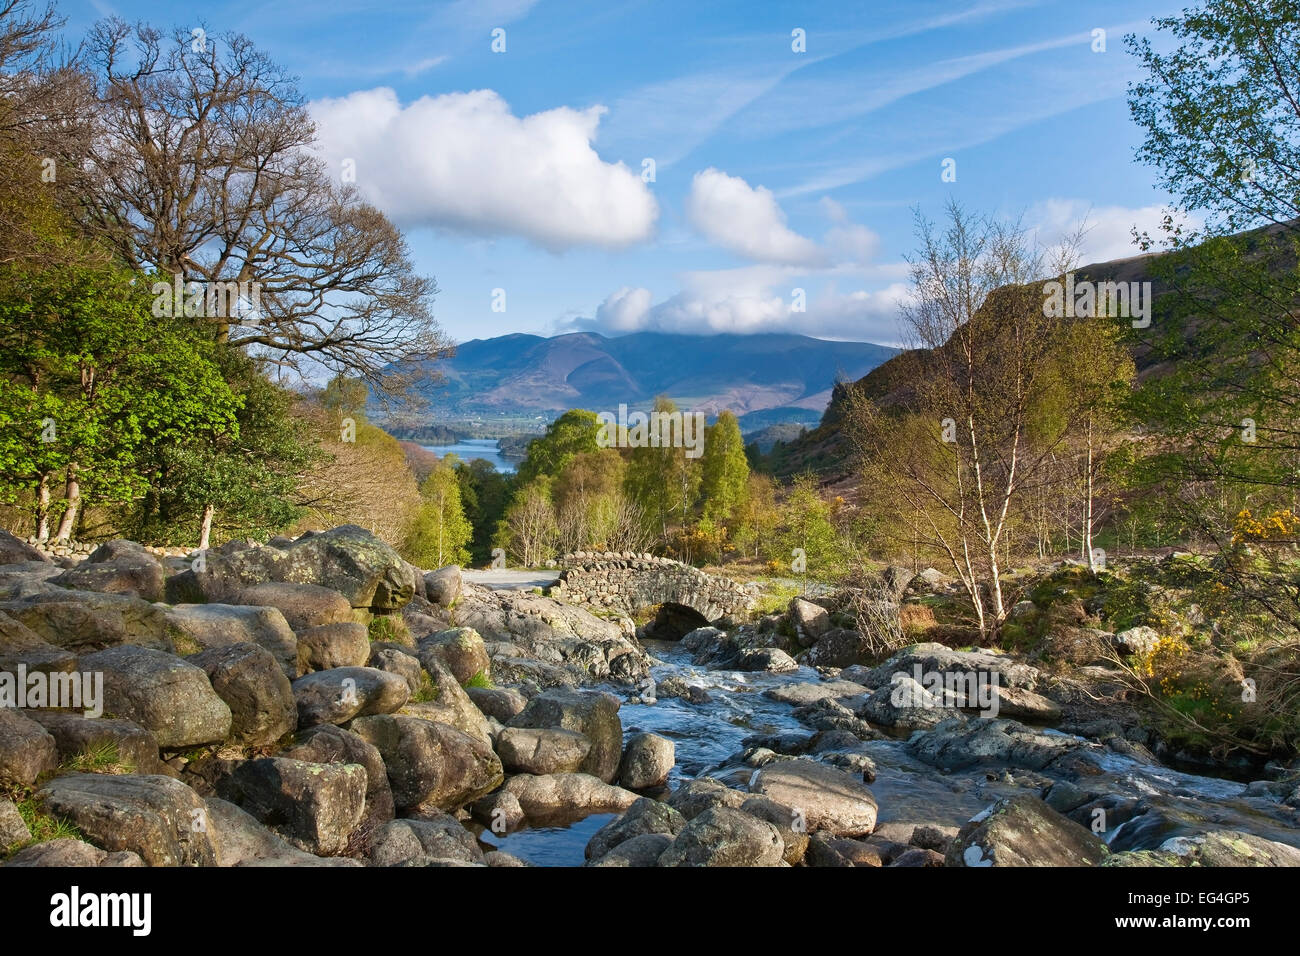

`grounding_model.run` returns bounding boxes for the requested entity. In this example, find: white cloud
[595,286,653,332]
[311,88,659,250]
[1027,199,1202,264]
[577,265,909,342]
[686,168,825,266]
